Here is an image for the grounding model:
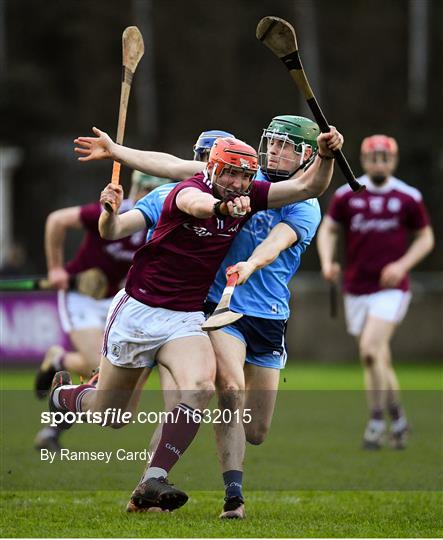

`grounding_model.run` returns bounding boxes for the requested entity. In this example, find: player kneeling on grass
[49,130,342,513]
[317,134,434,450]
